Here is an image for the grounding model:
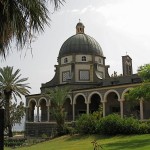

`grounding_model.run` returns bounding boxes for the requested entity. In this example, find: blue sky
[1,0,150,95]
